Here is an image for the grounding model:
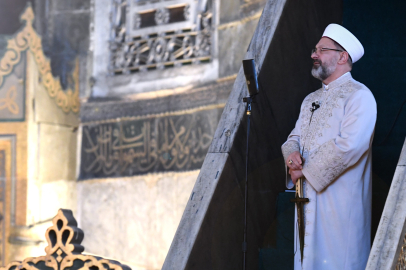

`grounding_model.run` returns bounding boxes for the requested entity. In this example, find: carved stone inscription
[79,107,222,179]
[110,0,213,74]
